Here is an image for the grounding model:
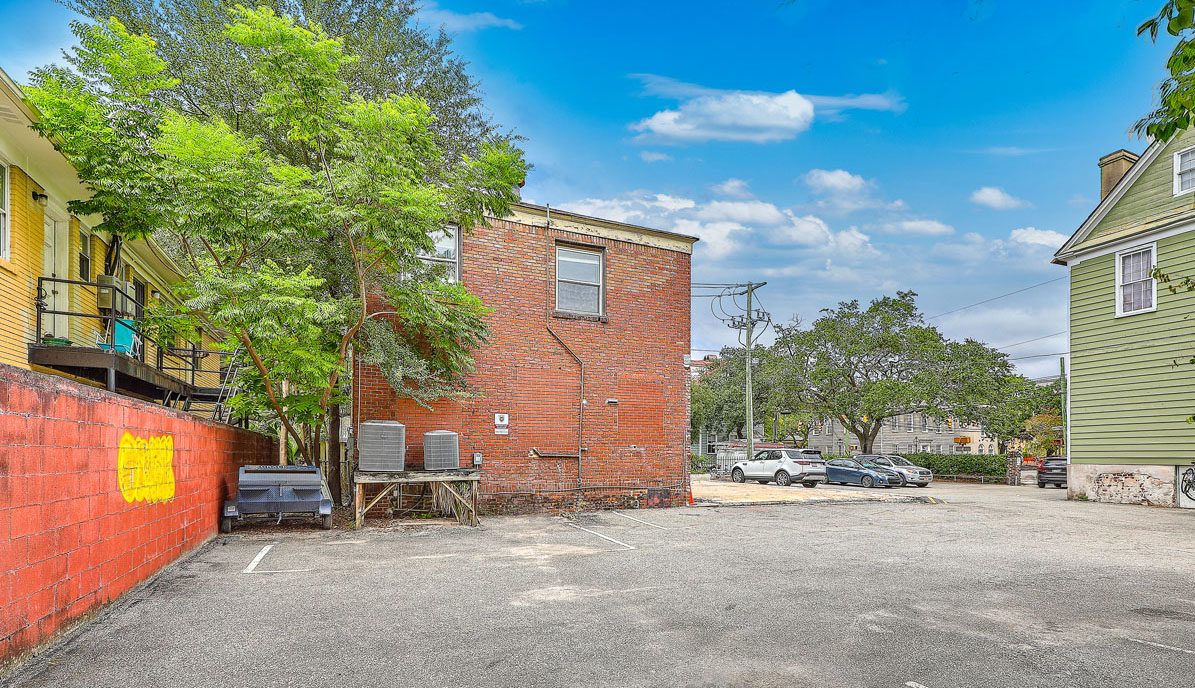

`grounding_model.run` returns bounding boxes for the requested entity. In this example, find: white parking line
[242,543,312,574]
[566,522,635,550]
[905,681,930,688]
[1125,637,1195,655]
[612,511,667,530]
